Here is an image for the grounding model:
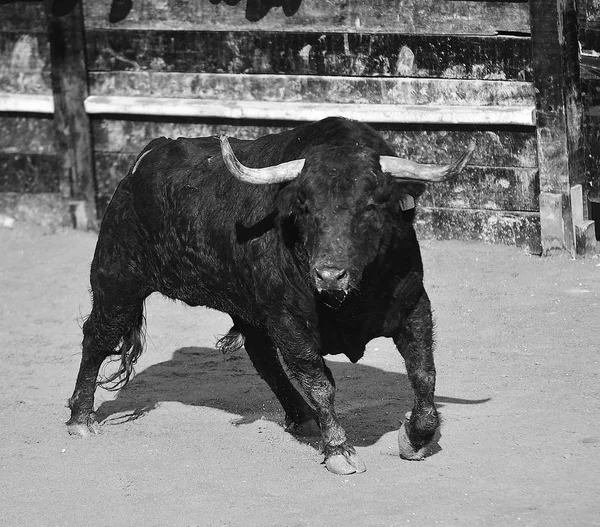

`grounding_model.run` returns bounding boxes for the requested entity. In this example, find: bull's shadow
[96,346,490,448]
